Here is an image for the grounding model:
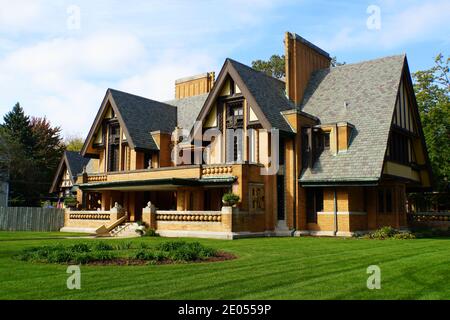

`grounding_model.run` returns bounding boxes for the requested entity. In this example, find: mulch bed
[85,251,237,266]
